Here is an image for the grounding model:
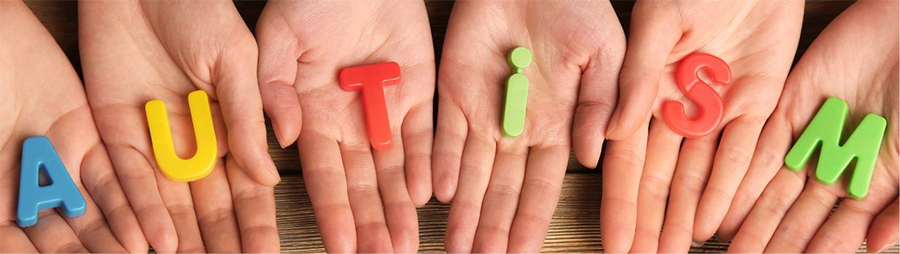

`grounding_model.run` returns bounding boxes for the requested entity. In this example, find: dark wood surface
[23,0,897,252]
